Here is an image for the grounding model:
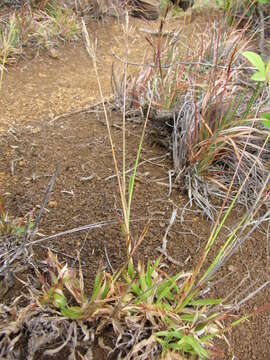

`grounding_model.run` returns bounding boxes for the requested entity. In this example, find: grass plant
[1,169,270,359]
[0,4,270,360]
[112,13,270,218]
[216,0,270,53]
[0,1,80,66]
